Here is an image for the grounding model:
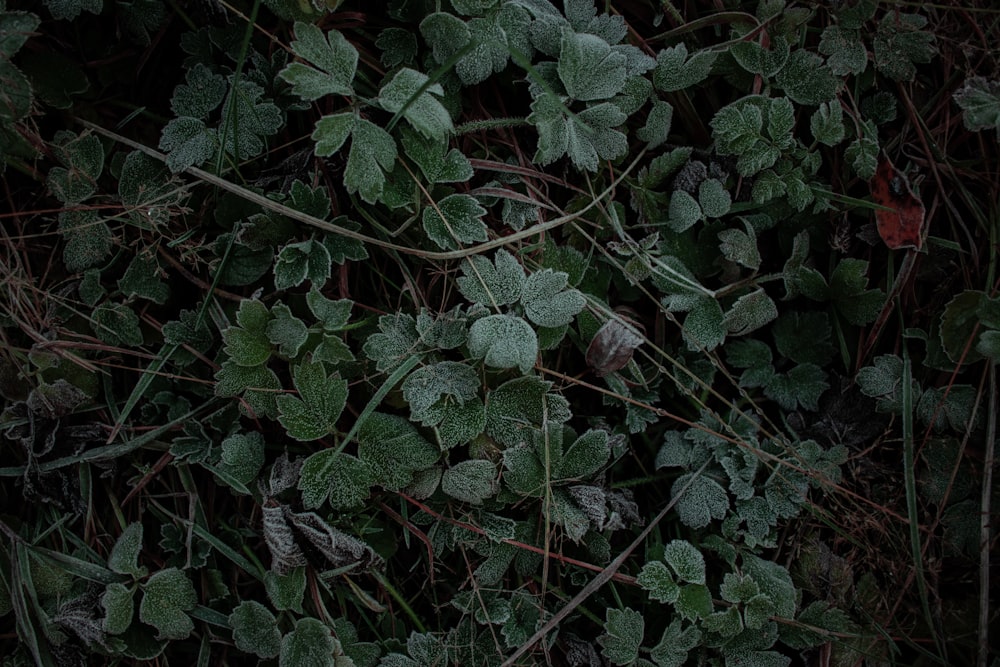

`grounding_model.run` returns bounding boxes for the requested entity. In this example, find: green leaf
[819,25,867,76]
[159,116,218,173]
[954,76,1000,133]
[219,431,266,487]
[637,560,679,604]
[400,128,473,183]
[43,0,101,21]
[844,123,878,180]
[215,361,281,419]
[636,100,673,148]
[93,303,143,347]
[58,209,112,272]
[307,288,352,330]
[358,412,439,490]
[456,249,525,307]
[663,540,705,584]
[521,269,586,328]
[47,131,104,204]
[650,620,701,667]
[229,601,281,659]
[667,190,702,232]
[830,258,883,325]
[682,297,725,352]
[730,35,789,77]
[420,12,471,64]
[698,178,731,219]
[108,523,146,578]
[312,112,354,157]
[379,67,453,141]
[674,583,713,621]
[468,314,538,374]
[362,312,419,372]
[672,473,728,528]
[266,303,308,358]
[810,100,845,146]
[765,363,828,411]
[558,30,627,101]
[528,93,627,171]
[0,59,32,123]
[456,9,529,85]
[170,62,226,119]
[139,568,197,640]
[486,376,572,448]
[118,150,182,225]
[718,222,760,270]
[219,77,282,160]
[939,290,986,365]
[422,193,488,250]
[299,450,373,510]
[977,330,1000,360]
[265,568,306,613]
[279,21,358,100]
[377,26,417,68]
[344,118,398,204]
[702,605,743,637]
[653,43,717,92]
[402,361,479,422]
[554,429,610,481]
[441,459,498,504]
[274,238,332,290]
[775,49,838,105]
[724,289,778,337]
[773,311,834,365]
[101,582,134,635]
[598,607,644,666]
[742,553,797,618]
[277,360,348,441]
[280,617,336,667]
[223,299,272,367]
[874,12,936,82]
[425,398,485,448]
